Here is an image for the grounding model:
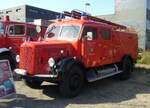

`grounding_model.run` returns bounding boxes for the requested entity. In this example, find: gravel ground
[0,65,150,108]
